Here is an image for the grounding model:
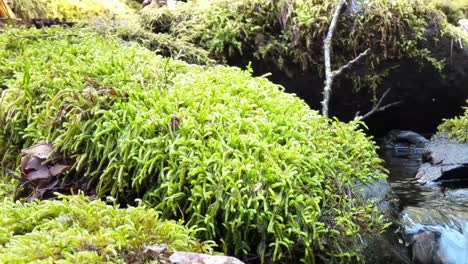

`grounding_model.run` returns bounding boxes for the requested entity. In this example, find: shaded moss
[138,0,467,91]
[141,0,450,70]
